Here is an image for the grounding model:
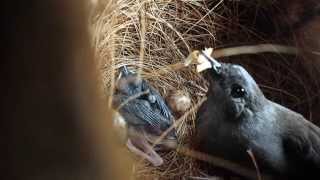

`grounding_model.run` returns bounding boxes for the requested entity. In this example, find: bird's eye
[231,84,246,98]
